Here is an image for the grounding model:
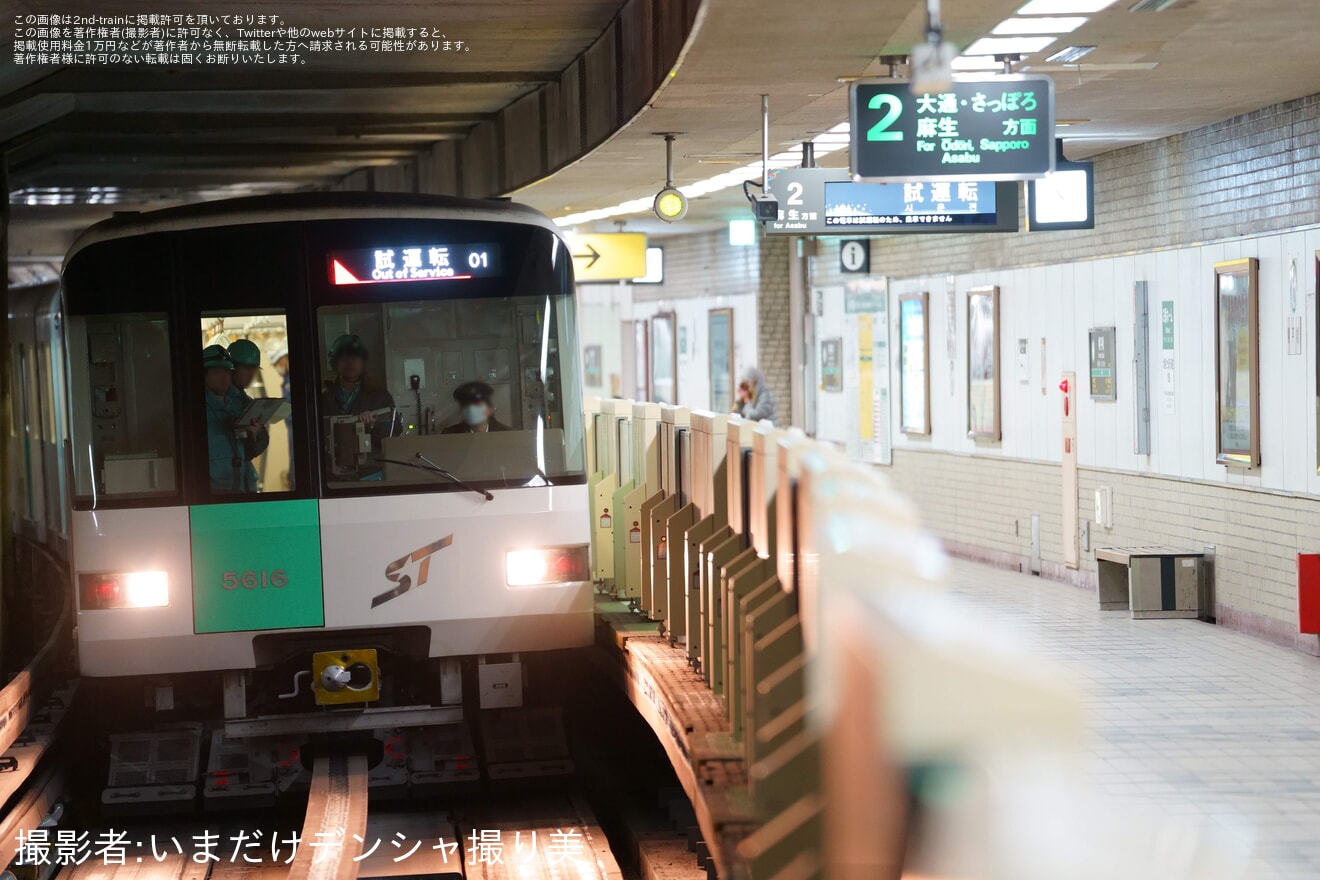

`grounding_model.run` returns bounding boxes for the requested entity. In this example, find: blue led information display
[824,180,997,228]
[763,167,1018,235]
